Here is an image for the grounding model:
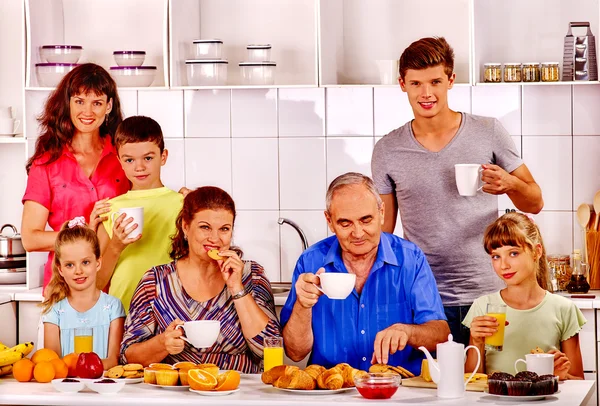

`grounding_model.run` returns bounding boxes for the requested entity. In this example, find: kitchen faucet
[277,218,309,251]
